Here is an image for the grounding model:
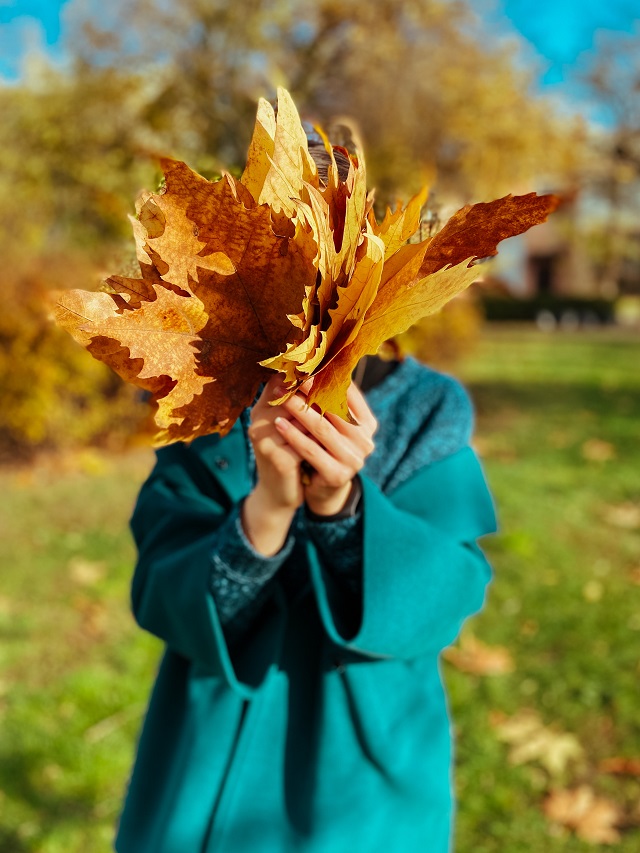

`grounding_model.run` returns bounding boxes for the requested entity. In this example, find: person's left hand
[274,381,377,517]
